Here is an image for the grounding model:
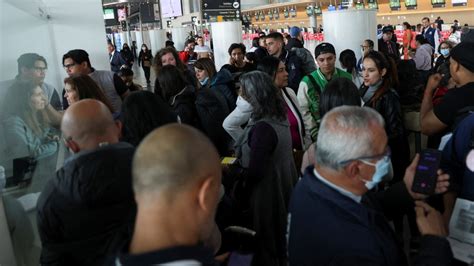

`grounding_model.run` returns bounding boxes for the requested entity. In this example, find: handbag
[143,60,151,67]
